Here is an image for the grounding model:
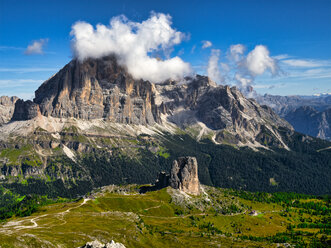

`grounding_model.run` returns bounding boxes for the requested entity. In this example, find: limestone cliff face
[169,157,200,195]
[33,56,160,124]
[0,96,19,124]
